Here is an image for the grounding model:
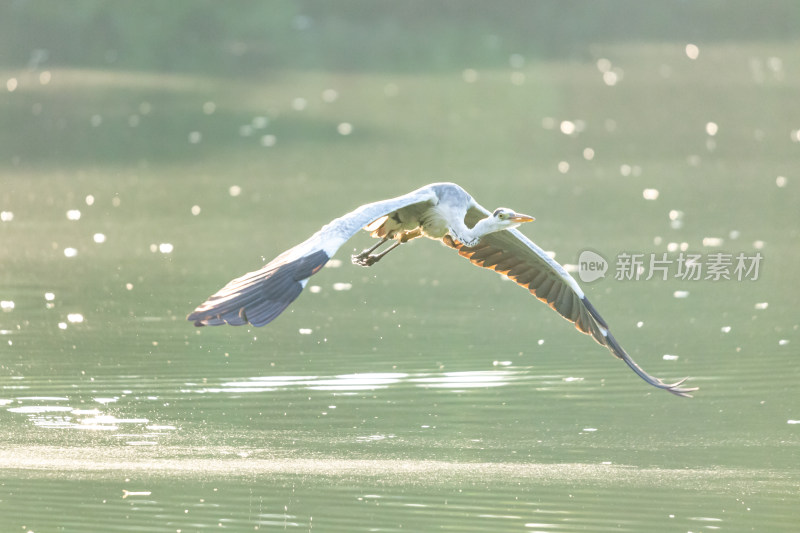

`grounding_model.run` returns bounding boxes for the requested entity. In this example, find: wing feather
[187,184,443,327]
[443,204,697,397]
